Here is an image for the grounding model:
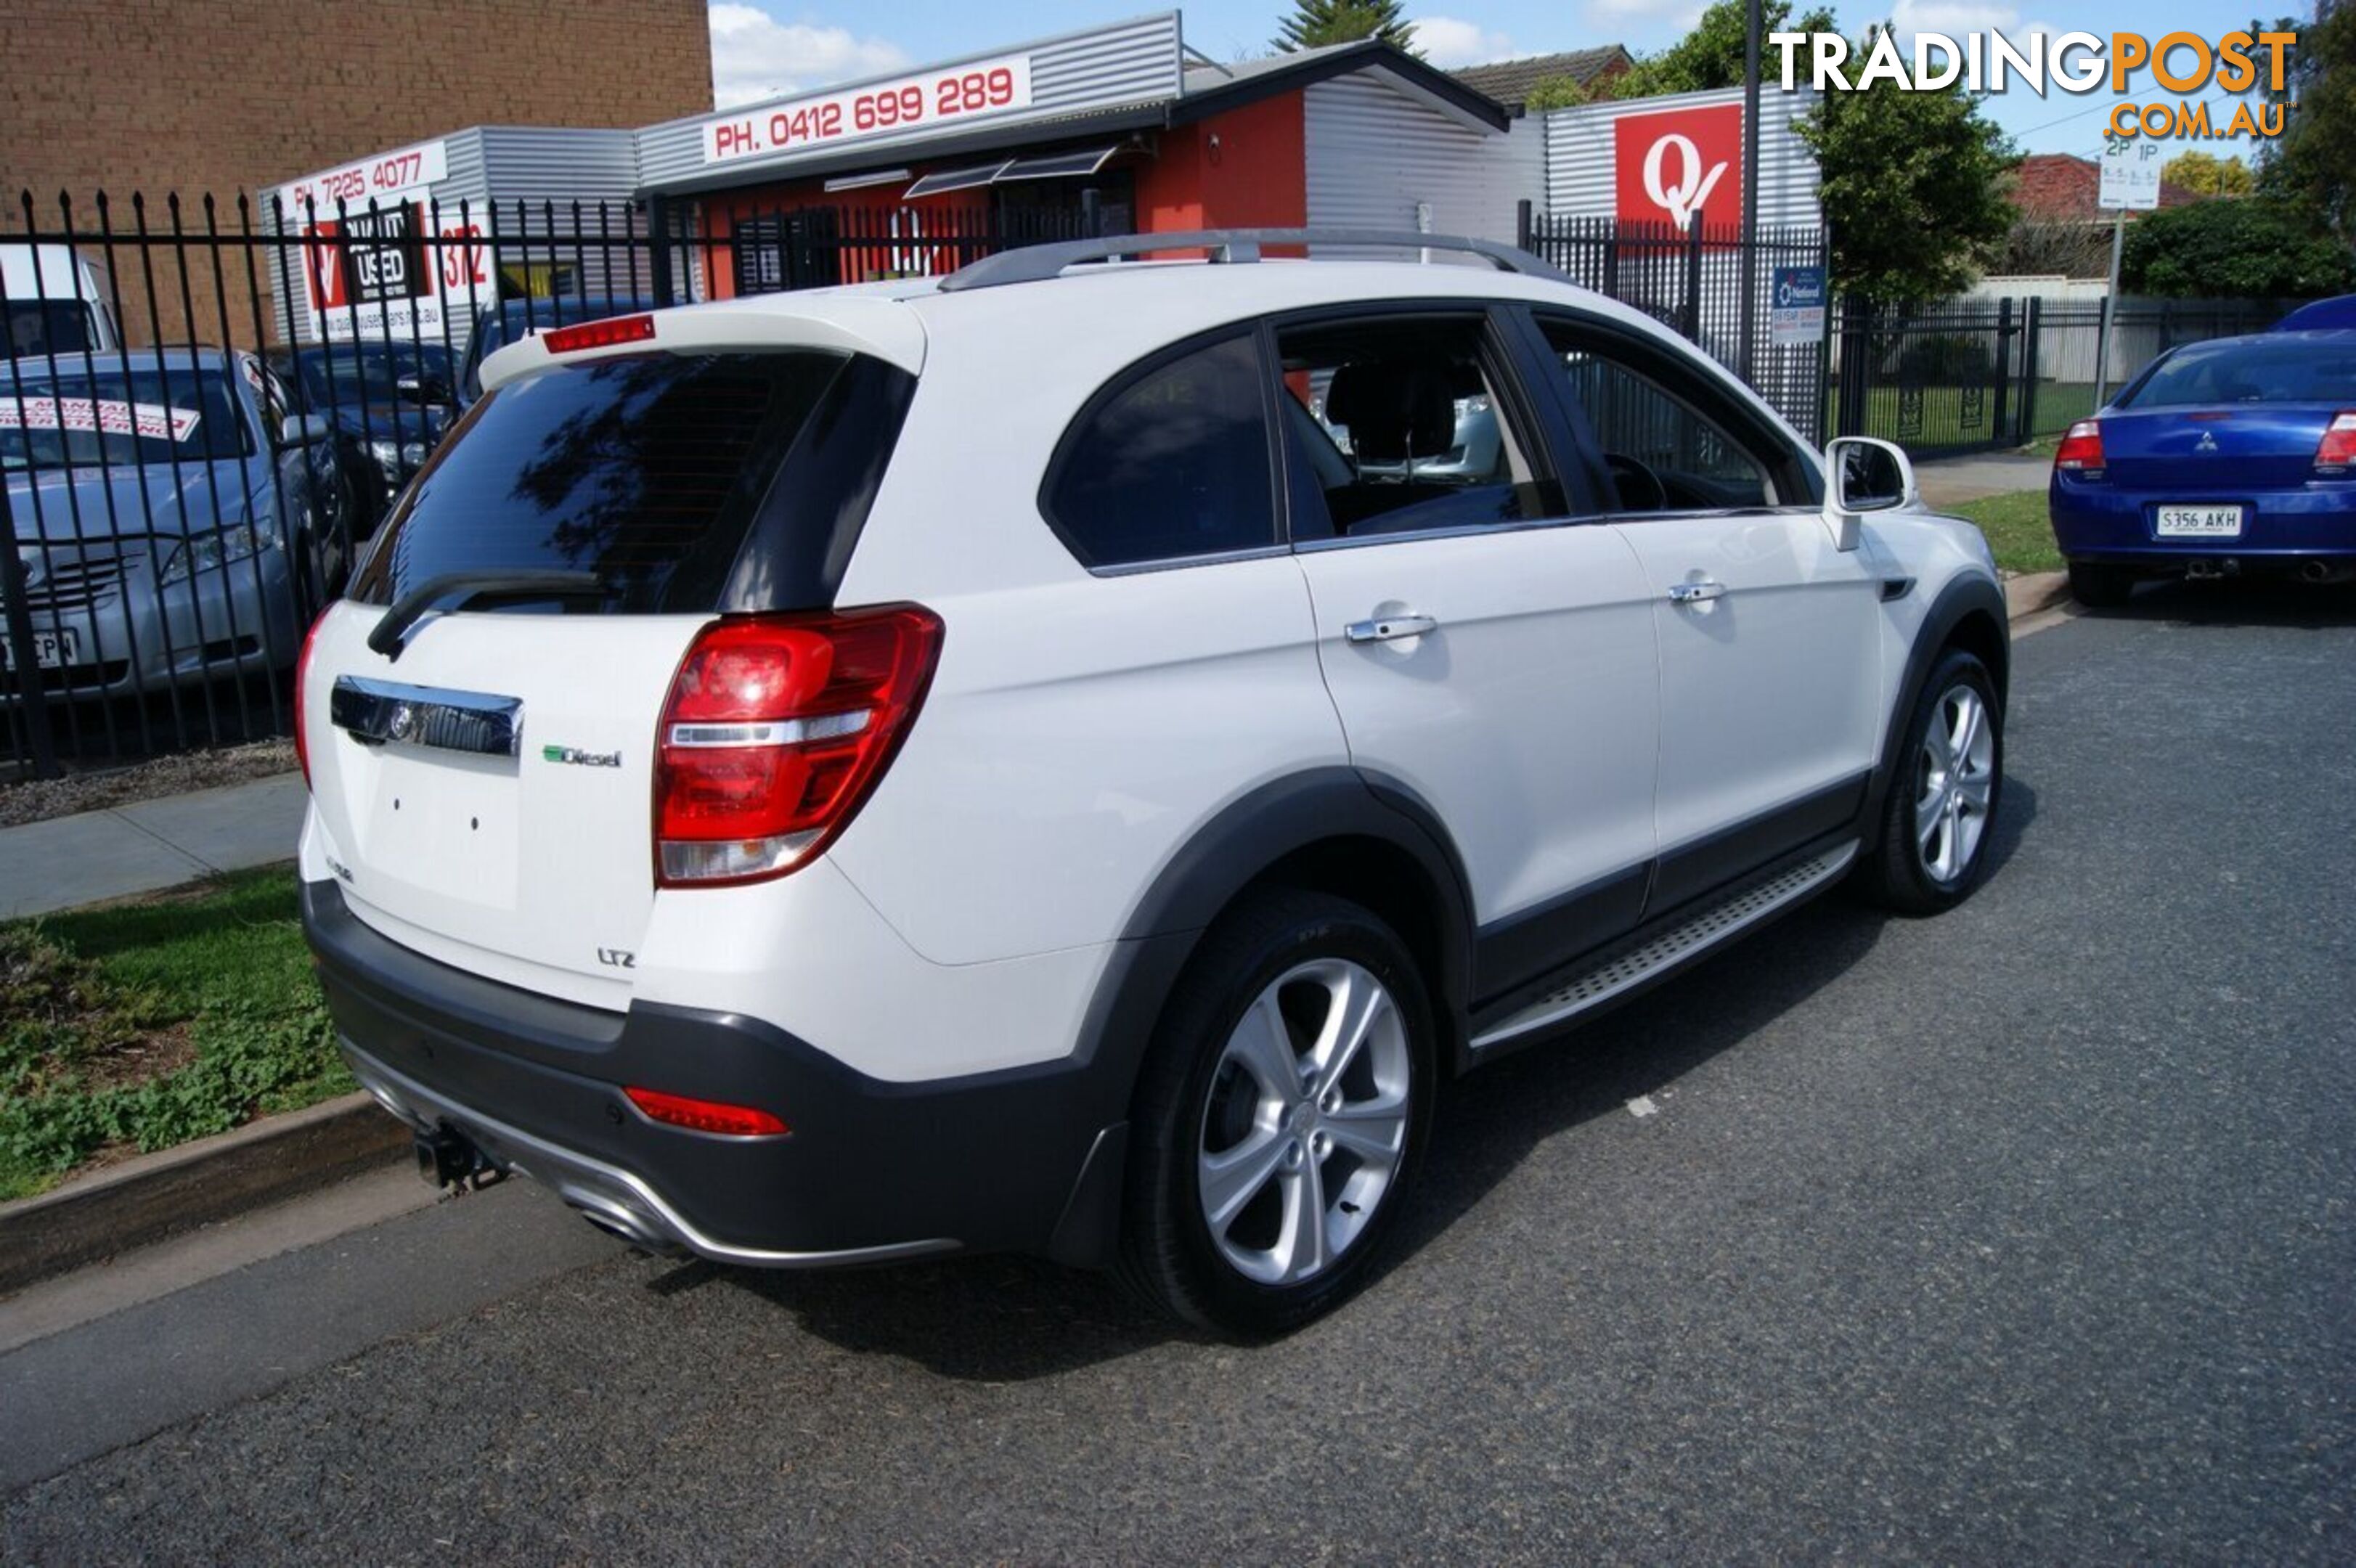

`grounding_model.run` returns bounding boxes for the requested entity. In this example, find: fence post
[2019,295,2043,443]
[1681,218,1703,343]
[0,479,60,780]
[1835,294,1870,438]
[647,193,677,306]
[1516,198,1532,253]
[1991,295,2014,449]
